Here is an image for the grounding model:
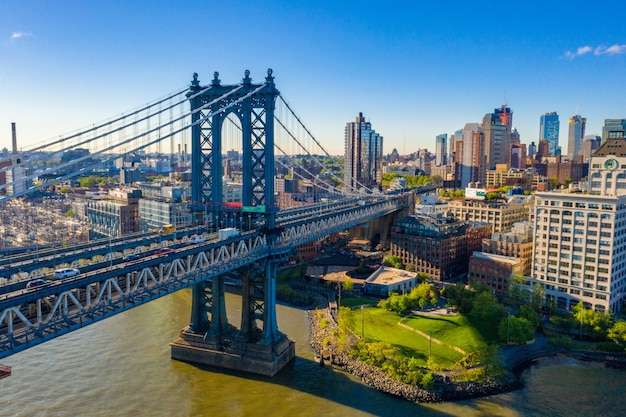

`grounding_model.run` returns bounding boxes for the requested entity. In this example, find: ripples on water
[0,291,623,417]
